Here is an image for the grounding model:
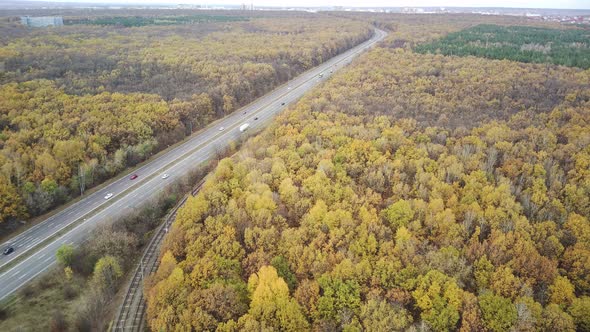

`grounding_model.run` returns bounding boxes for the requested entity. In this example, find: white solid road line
[0,29,386,301]
[0,33,370,266]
